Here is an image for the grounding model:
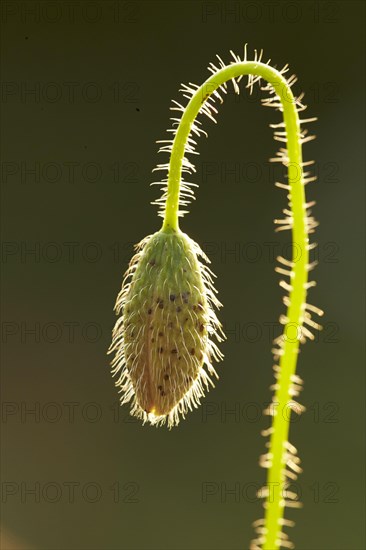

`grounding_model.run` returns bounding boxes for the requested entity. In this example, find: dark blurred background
[1,1,365,549]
